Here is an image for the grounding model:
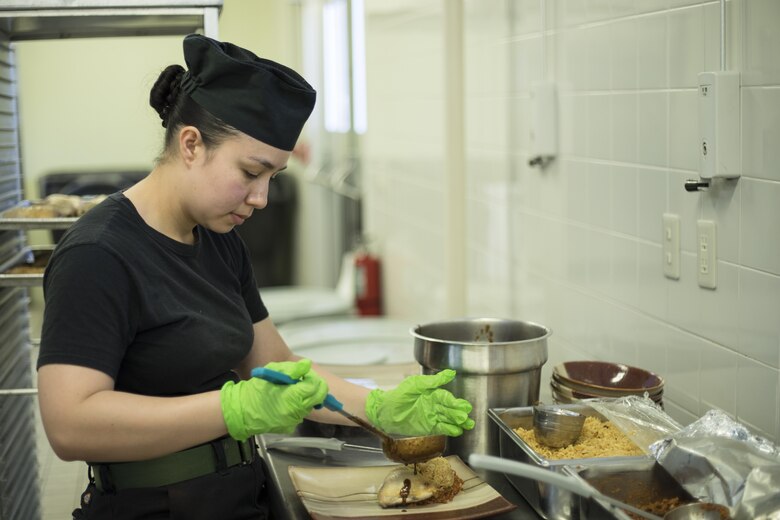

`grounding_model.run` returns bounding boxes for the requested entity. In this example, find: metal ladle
[319,396,445,464]
[251,367,446,464]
